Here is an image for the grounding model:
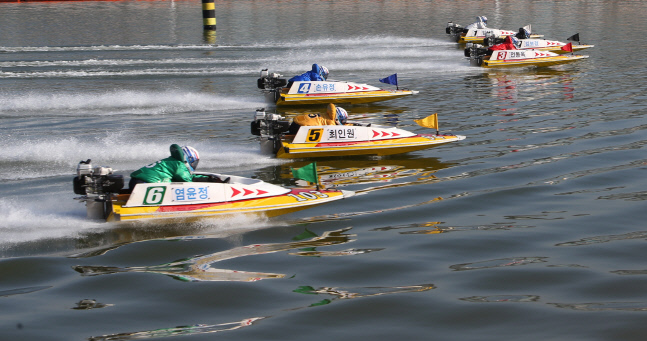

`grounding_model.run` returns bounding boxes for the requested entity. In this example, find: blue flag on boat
[379,74,398,87]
